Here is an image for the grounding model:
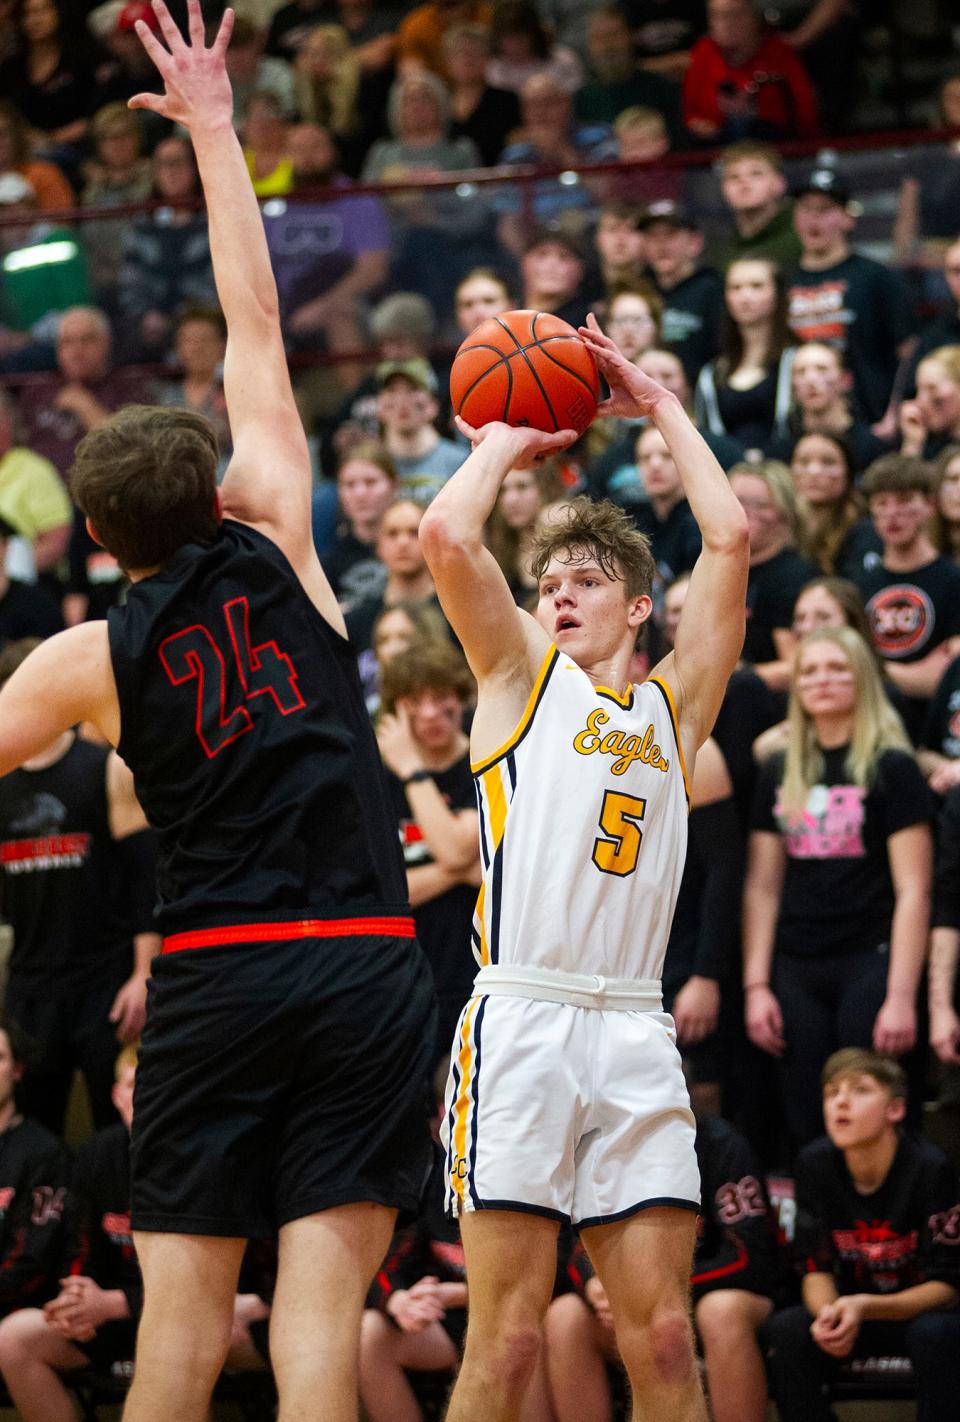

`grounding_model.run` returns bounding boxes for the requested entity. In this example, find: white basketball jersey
[471,646,690,981]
